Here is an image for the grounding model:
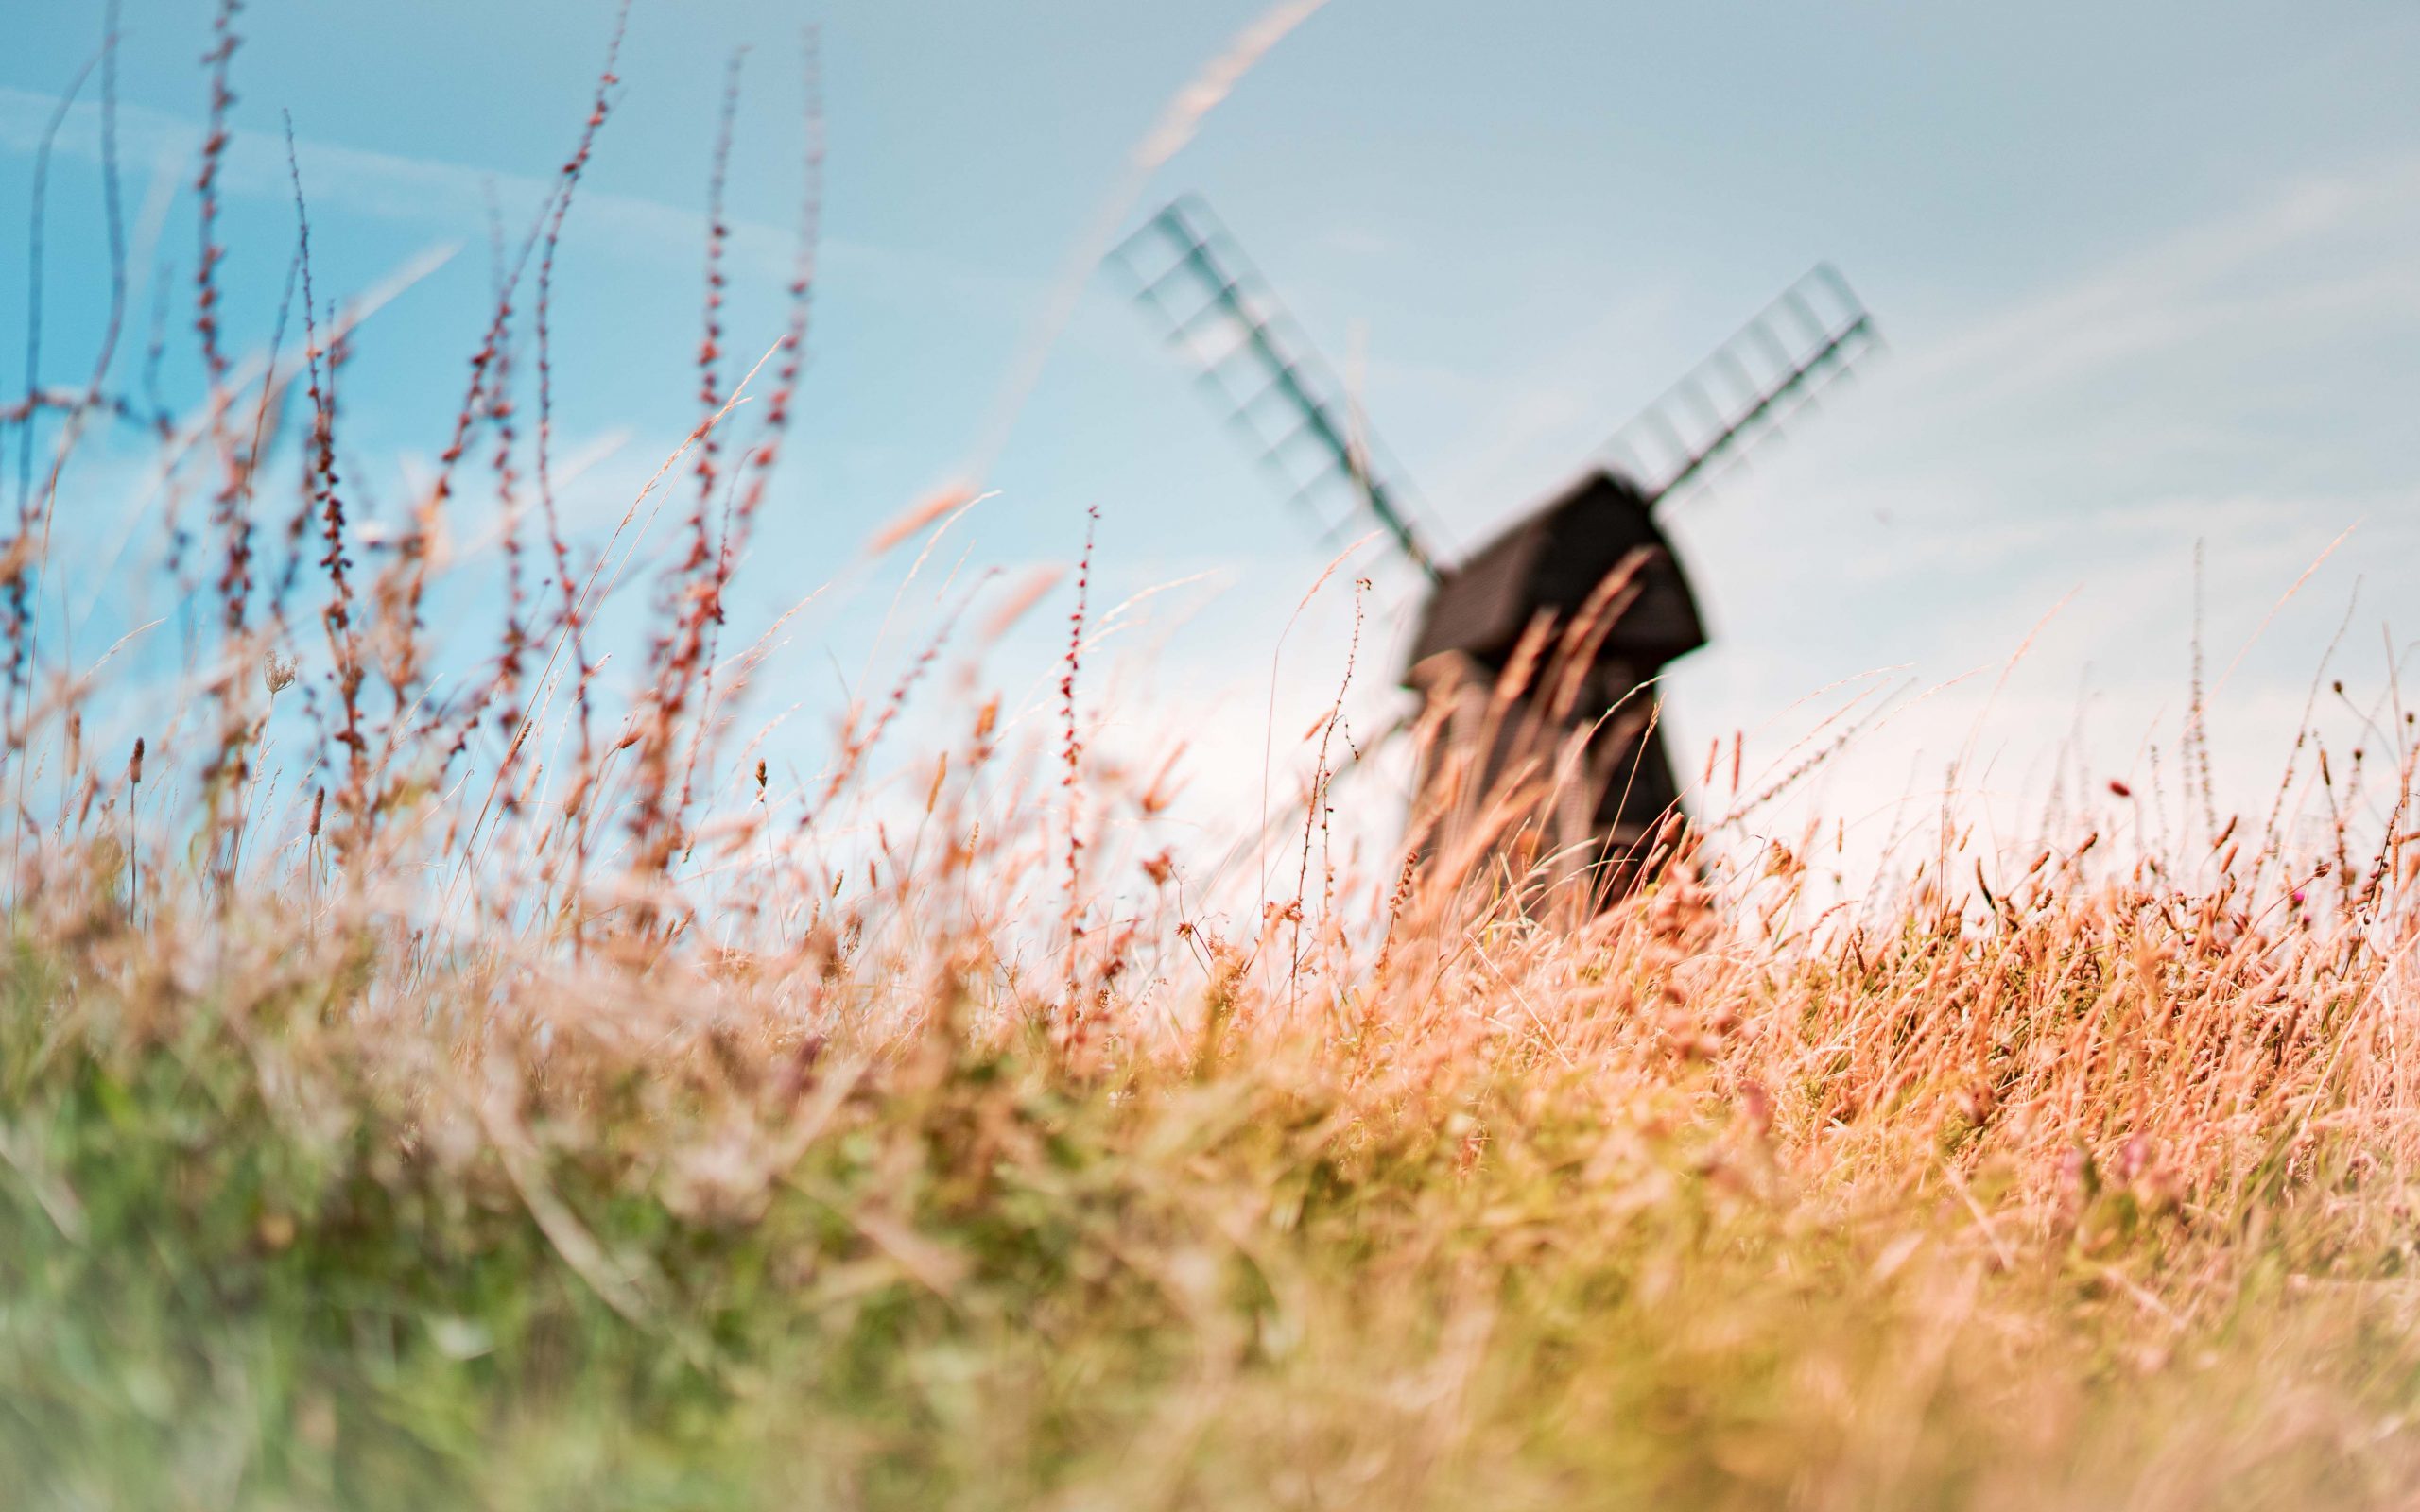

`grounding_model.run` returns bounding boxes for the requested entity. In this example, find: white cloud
[0,84,1026,310]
